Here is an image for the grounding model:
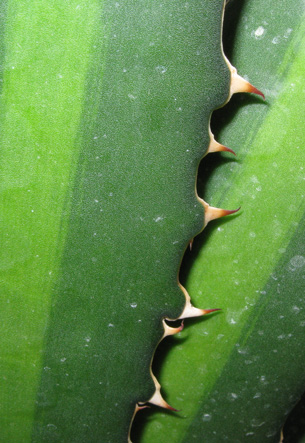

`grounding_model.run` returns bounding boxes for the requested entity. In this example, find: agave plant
[0,0,304,442]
